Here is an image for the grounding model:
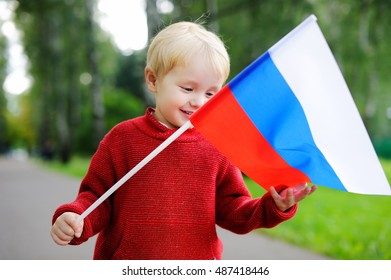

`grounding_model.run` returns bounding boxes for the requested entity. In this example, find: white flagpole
[78,120,193,222]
